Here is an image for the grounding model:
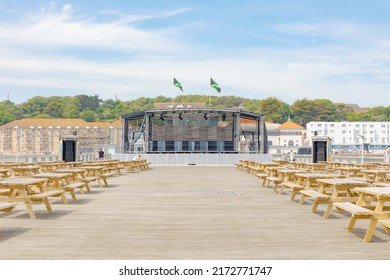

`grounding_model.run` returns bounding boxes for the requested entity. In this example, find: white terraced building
[306,121,390,150]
